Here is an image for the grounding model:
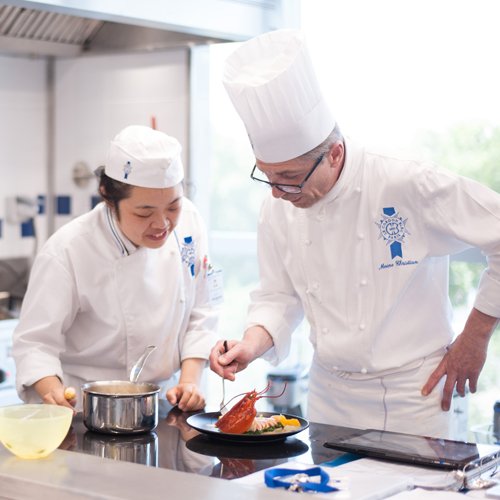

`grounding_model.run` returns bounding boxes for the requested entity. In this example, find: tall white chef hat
[105,125,184,188]
[223,29,335,163]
